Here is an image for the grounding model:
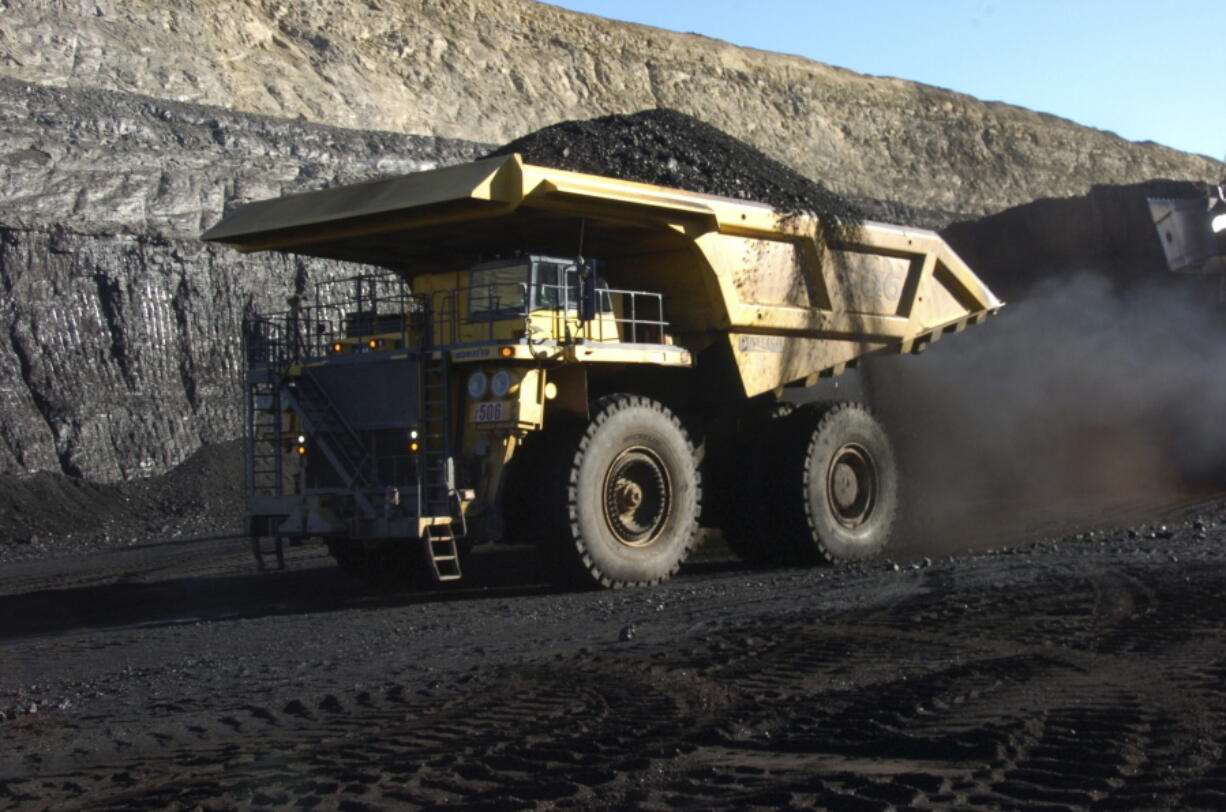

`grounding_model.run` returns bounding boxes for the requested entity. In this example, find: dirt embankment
[0,441,245,563]
[0,0,1221,494]
[0,78,486,487]
[3,0,1220,222]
